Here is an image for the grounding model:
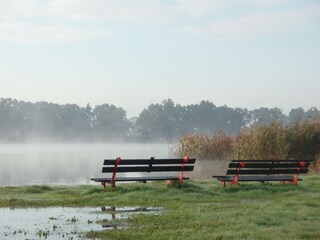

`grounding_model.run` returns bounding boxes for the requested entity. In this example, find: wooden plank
[115,176,190,181]
[216,175,300,182]
[232,159,313,163]
[229,162,311,168]
[103,158,196,165]
[91,176,190,182]
[102,165,194,173]
[226,168,309,175]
